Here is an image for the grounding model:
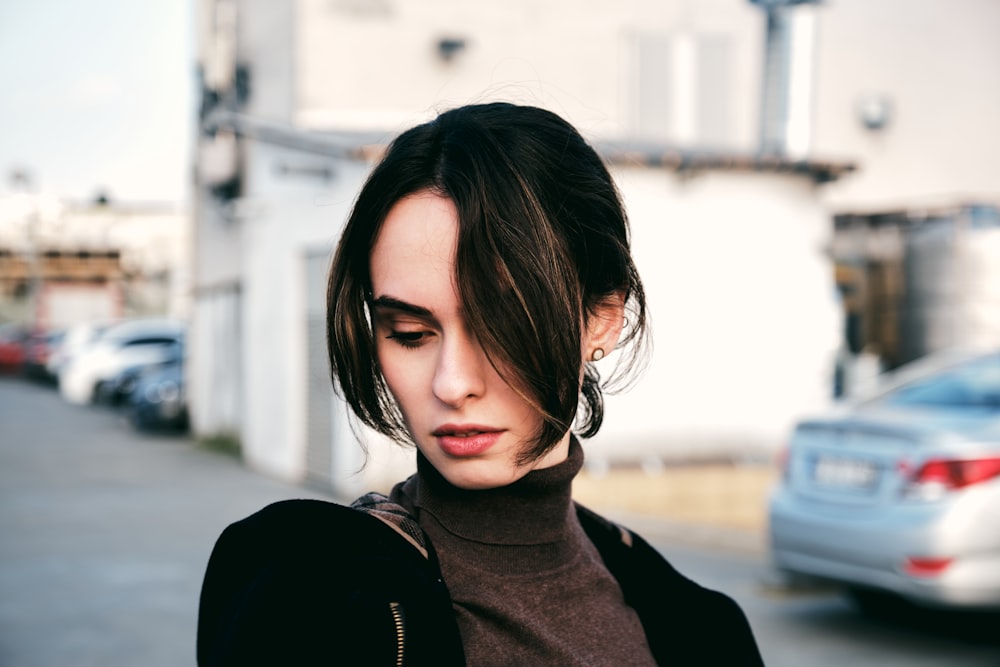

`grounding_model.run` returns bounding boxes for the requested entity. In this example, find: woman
[197,103,764,666]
